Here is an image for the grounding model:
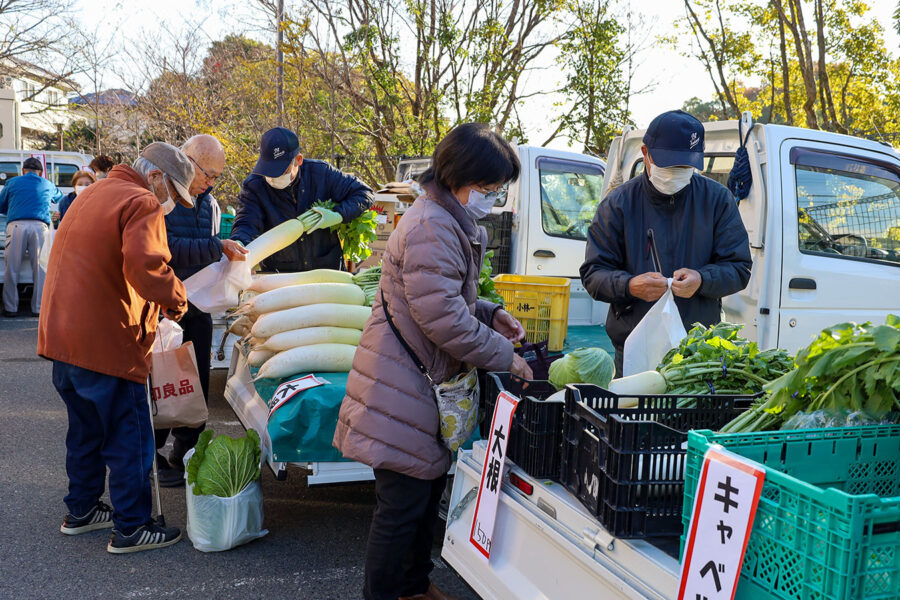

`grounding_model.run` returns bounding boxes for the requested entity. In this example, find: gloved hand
[306,207,343,233]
